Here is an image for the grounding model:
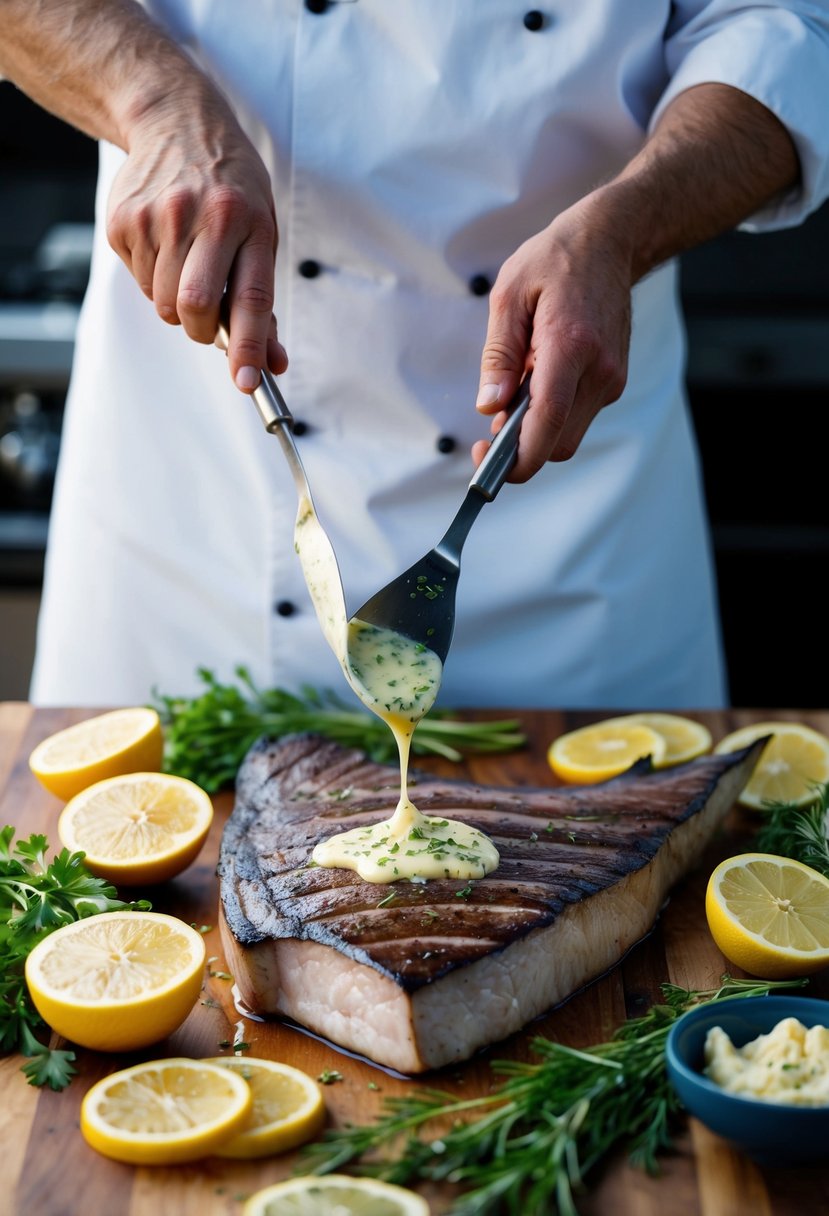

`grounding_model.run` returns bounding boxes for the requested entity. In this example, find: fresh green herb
[302,976,804,1216]
[377,891,397,908]
[318,1068,344,1085]
[755,782,829,876]
[455,885,473,900]
[153,667,526,791]
[0,827,150,1090]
